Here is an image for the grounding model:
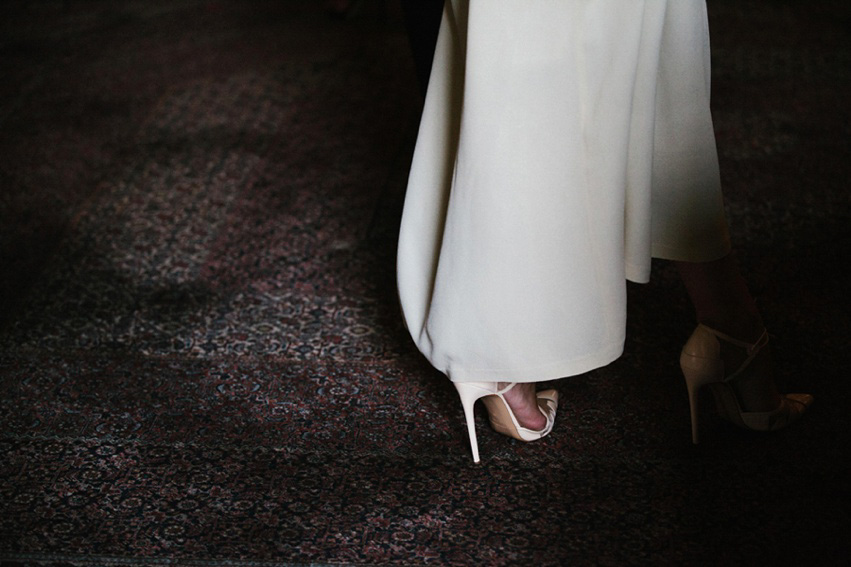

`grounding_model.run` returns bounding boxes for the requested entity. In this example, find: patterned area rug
[1,1,849,565]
